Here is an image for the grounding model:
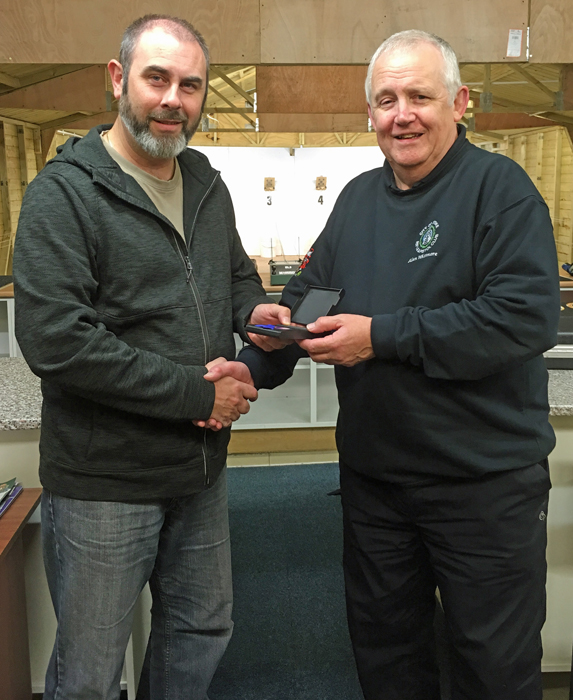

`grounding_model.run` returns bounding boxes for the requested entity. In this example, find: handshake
[195,301,374,432]
[194,357,257,432]
[194,302,294,432]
